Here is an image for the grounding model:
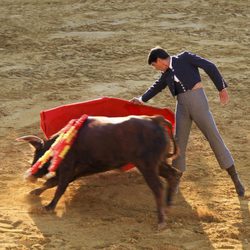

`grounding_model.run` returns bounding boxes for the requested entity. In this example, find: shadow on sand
[25,170,216,249]
[239,195,250,250]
